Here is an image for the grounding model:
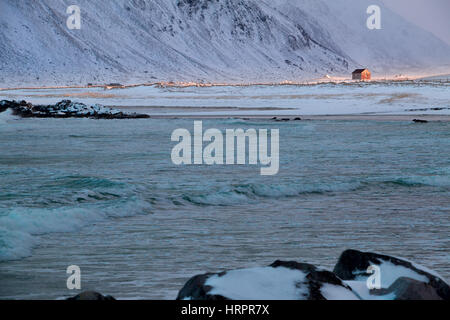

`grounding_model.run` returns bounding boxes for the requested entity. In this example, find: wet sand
[112,105,450,121]
[146,114,450,121]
